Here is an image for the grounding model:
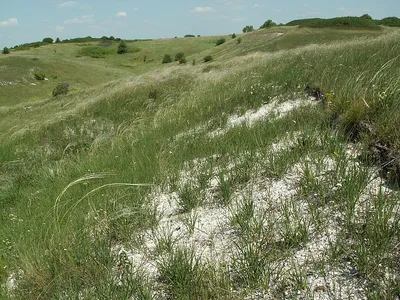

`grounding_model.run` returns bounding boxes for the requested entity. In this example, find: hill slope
[0,27,399,299]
